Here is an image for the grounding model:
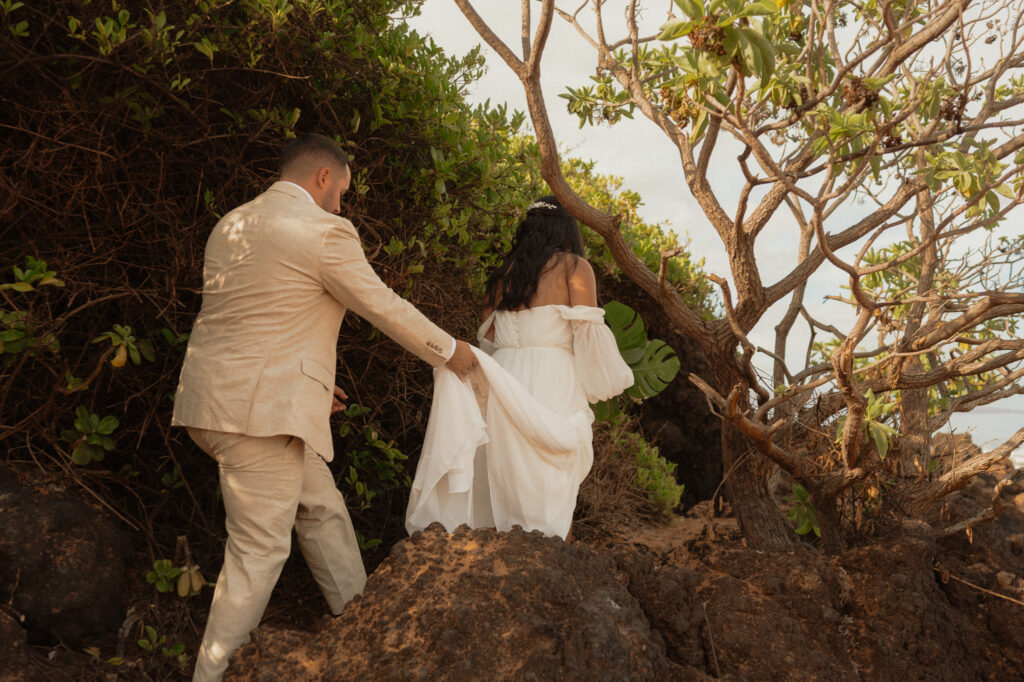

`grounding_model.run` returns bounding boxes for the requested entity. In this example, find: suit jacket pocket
[301,358,334,392]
